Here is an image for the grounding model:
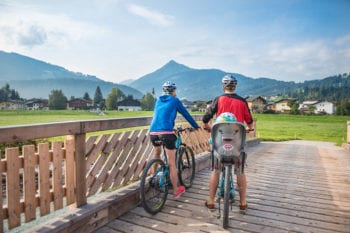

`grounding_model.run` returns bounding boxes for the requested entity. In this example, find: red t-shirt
[202,93,253,124]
